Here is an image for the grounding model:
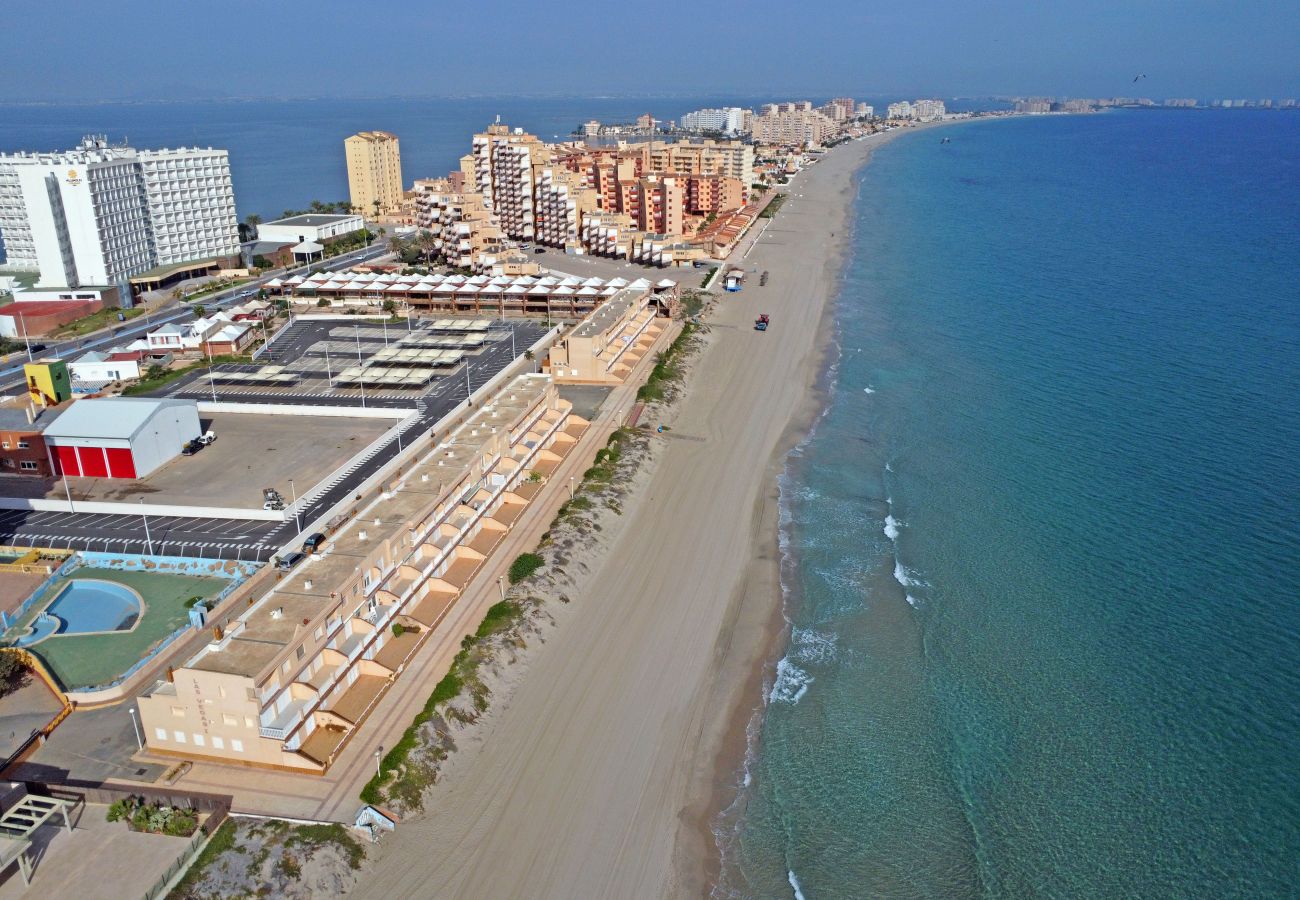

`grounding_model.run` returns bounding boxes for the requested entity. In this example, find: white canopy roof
[606,277,629,287]
[656,279,677,288]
